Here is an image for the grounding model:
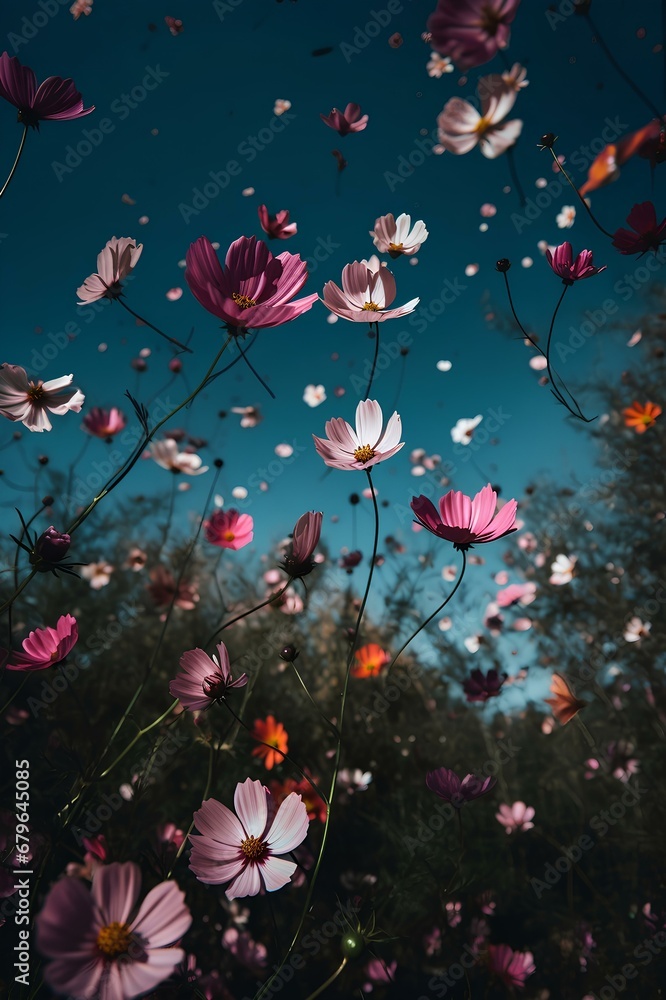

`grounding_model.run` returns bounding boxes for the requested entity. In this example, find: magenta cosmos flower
[169,642,248,712]
[2,614,77,672]
[281,511,323,577]
[204,509,254,550]
[320,103,368,135]
[426,767,496,808]
[411,484,517,551]
[546,242,606,285]
[427,0,522,71]
[258,204,297,240]
[82,406,127,439]
[32,526,71,566]
[76,237,143,304]
[463,668,507,702]
[185,235,317,333]
[35,861,192,1000]
[612,201,666,256]
[495,801,535,834]
[189,777,309,899]
[322,255,419,322]
[313,398,404,471]
[0,364,84,432]
[487,944,535,989]
[0,52,94,128]
[437,77,522,159]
